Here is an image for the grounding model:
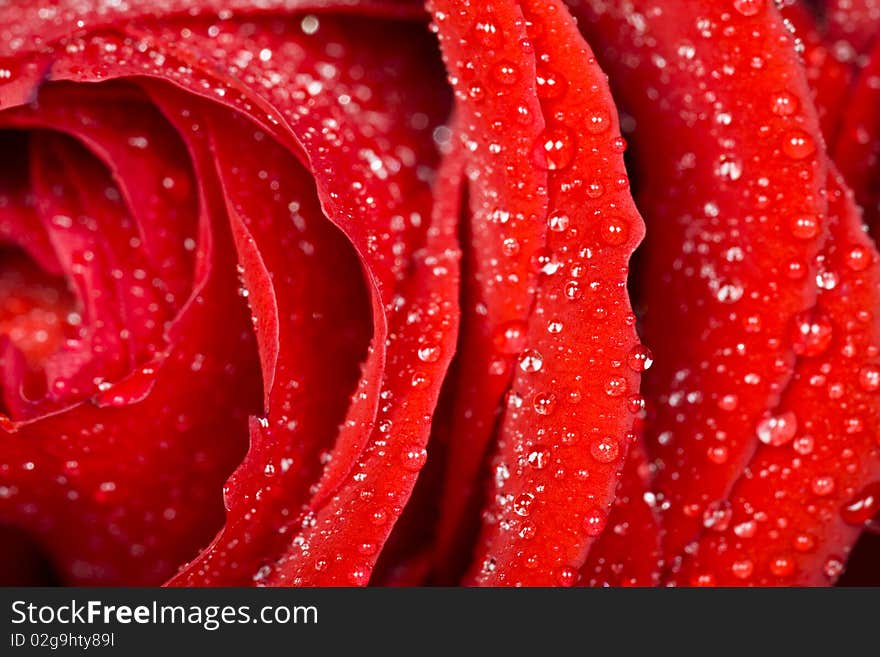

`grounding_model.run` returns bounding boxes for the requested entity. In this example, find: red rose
[0,0,877,587]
